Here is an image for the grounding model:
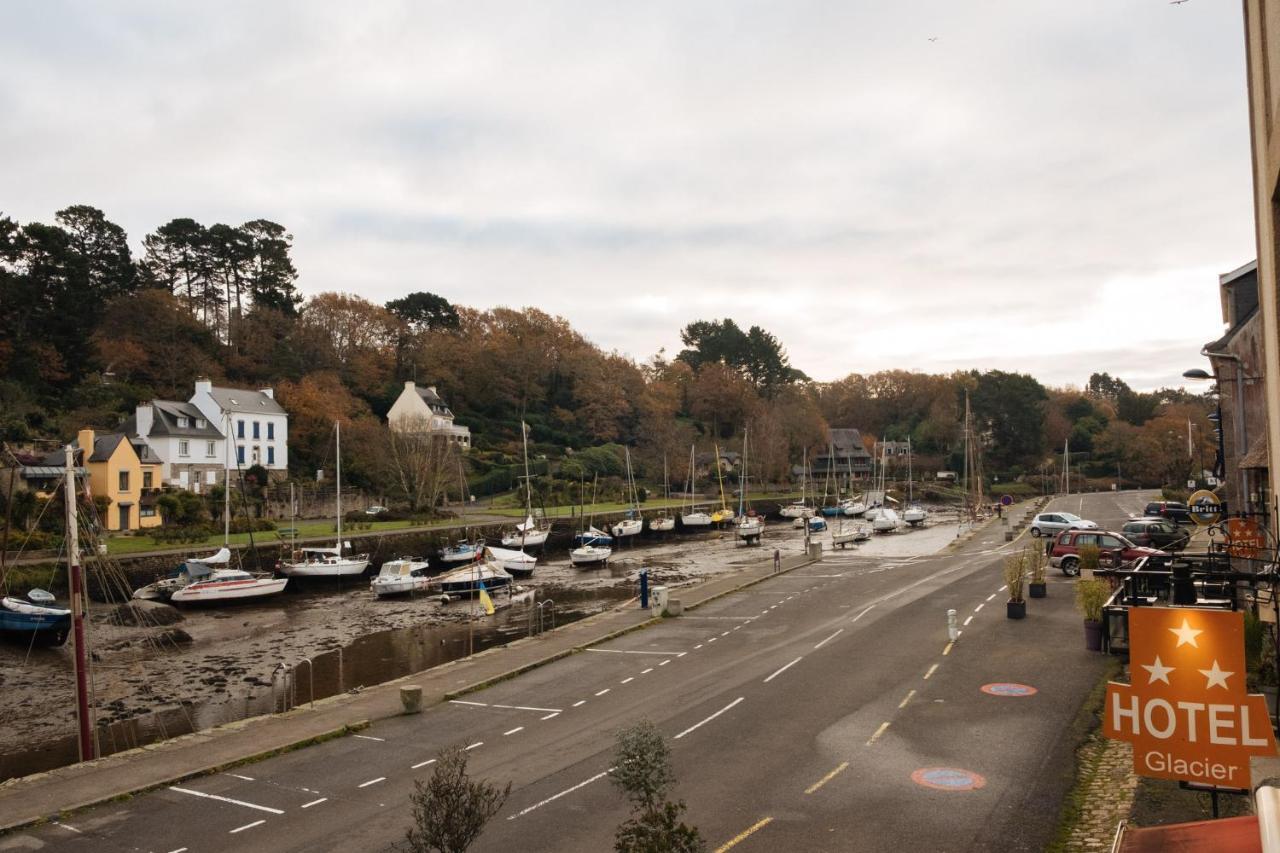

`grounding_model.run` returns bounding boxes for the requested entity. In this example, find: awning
[1240,435,1270,469]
